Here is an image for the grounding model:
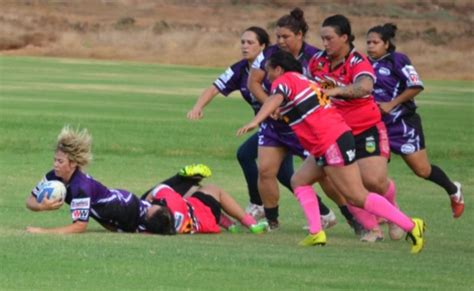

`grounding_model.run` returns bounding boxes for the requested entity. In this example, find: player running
[308,15,405,242]
[186,26,294,221]
[366,23,464,218]
[247,8,355,232]
[237,50,426,254]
